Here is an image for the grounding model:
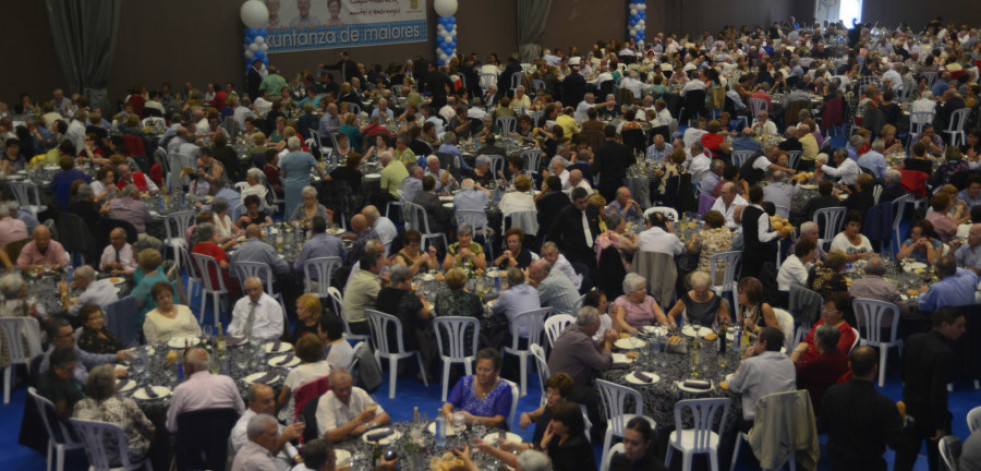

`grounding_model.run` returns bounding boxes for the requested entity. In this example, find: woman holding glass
[391,230,438,276]
[289,186,333,229]
[441,348,512,429]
